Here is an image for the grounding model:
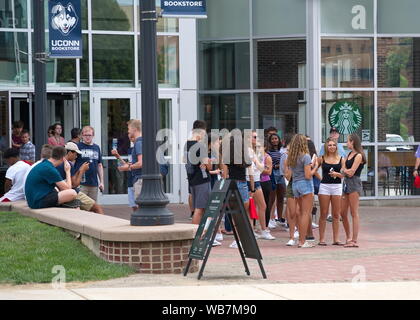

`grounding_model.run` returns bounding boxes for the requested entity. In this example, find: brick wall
[99,239,198,274]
